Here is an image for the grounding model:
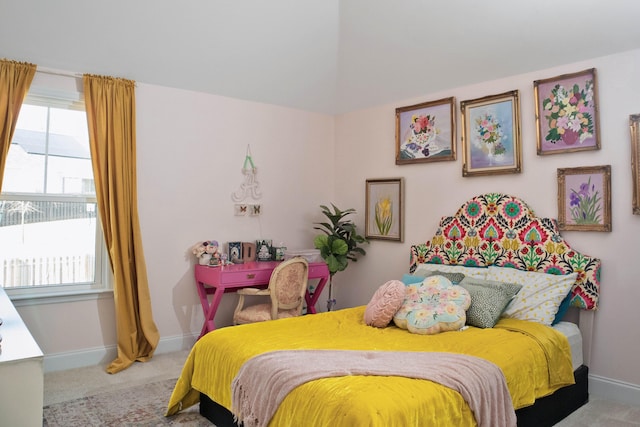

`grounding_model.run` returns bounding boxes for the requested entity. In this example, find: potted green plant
[313,204,368,311]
